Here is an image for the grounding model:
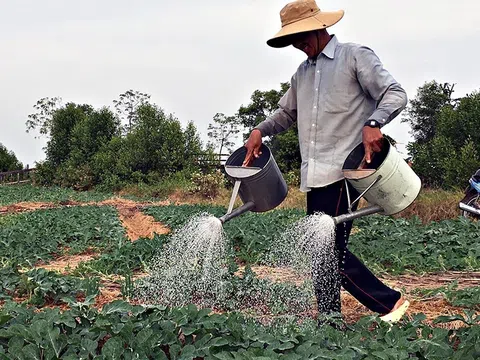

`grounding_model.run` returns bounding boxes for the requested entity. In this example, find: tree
[44,103,94,166]
[121,103,190,177]
[207,113,241,156]
[406,83,480,188]
[184,121,203,169]
[402,81,456,144]
[26,97,62,138]
[113,90,151,133]
[0,143,22,172]
[27,93,206,190]
[69,107,120,165]
[237,82,290,135]
[236,83,301,173]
